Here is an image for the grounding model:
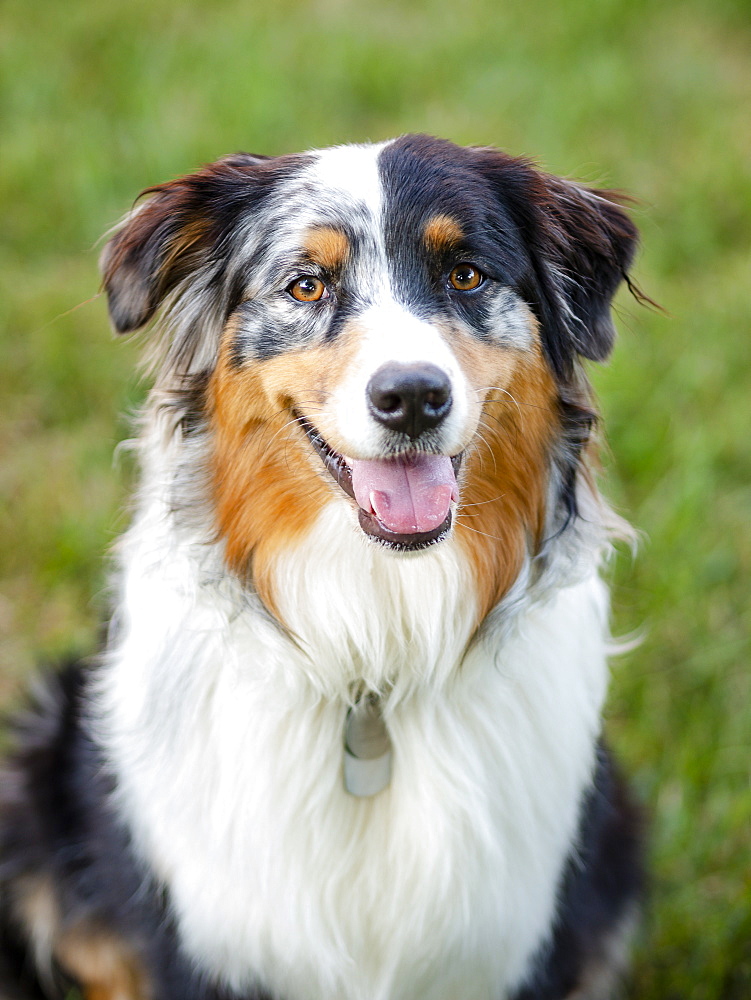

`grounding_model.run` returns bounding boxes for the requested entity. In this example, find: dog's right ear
[100,187,197,334]
[100,153,270,335]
